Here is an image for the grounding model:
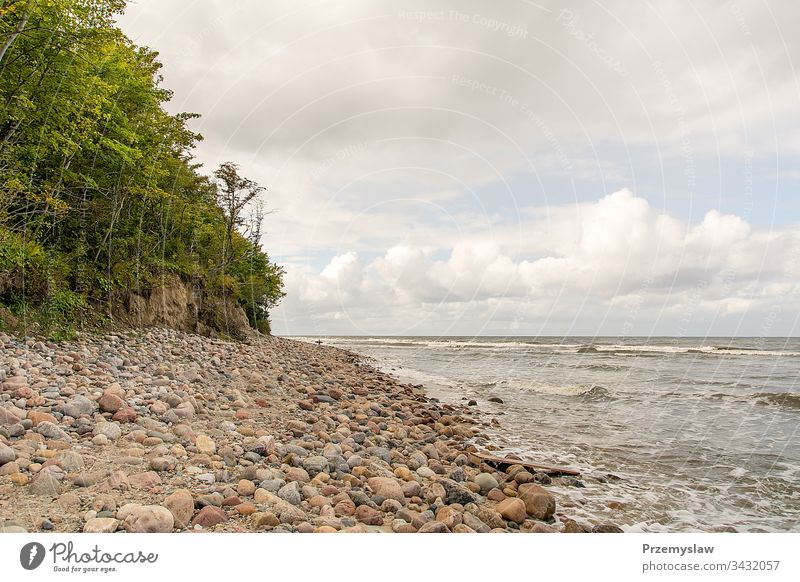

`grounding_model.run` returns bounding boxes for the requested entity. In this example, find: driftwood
[468,451,581,477]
